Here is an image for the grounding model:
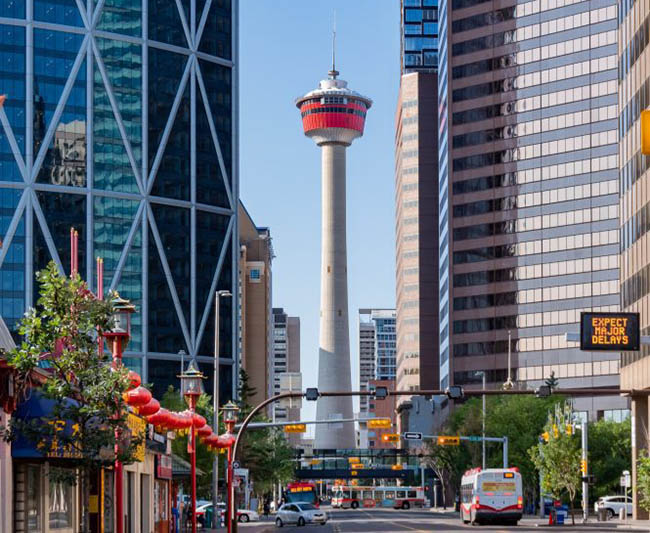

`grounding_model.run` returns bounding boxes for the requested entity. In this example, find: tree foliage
[588,417,631,499]
[529,403,581,524]
[637,451,650,512]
